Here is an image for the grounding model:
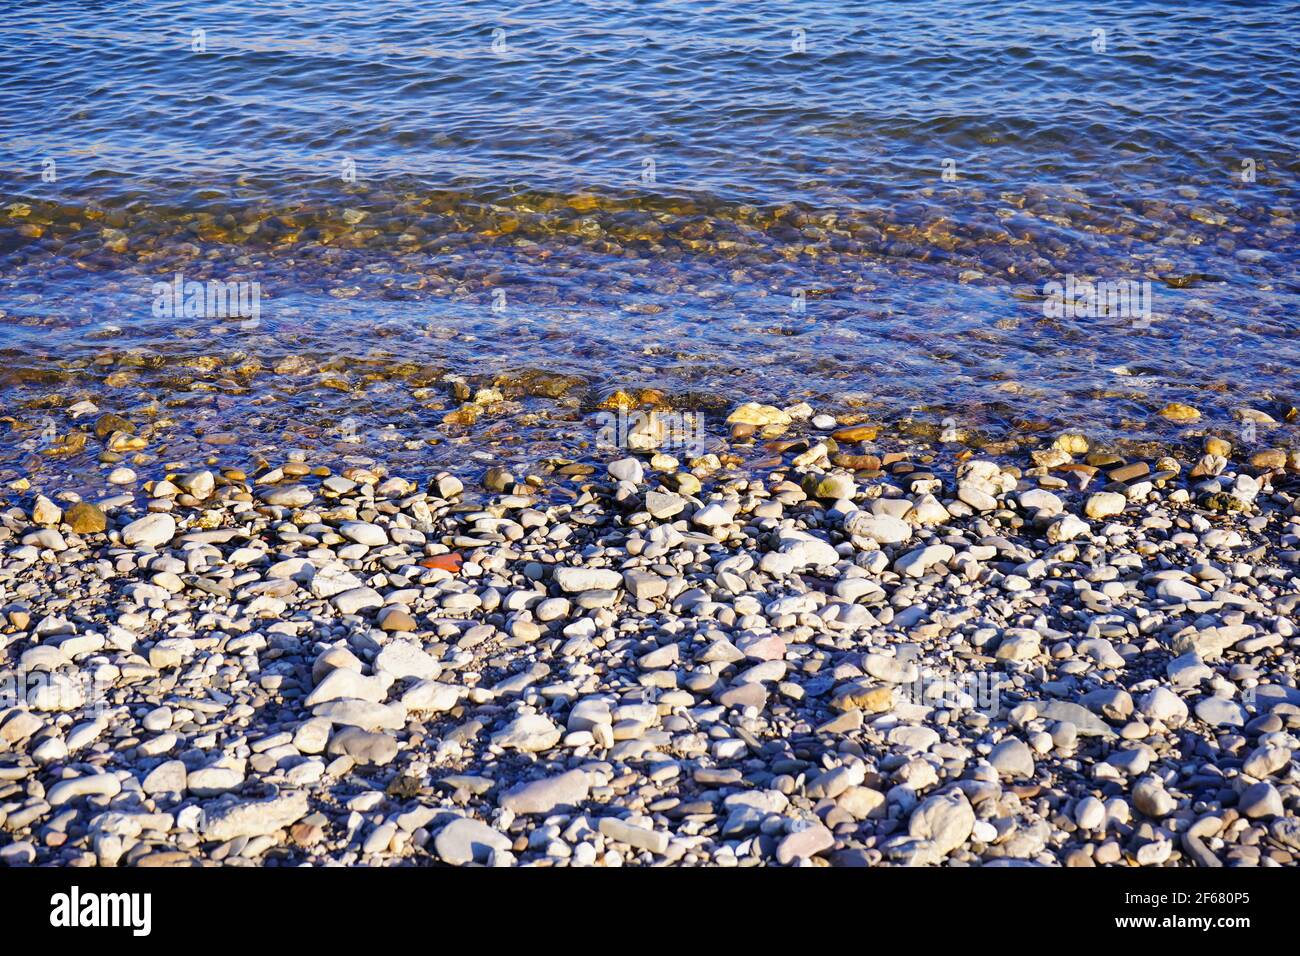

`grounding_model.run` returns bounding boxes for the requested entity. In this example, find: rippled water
[2,1,1299,485]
